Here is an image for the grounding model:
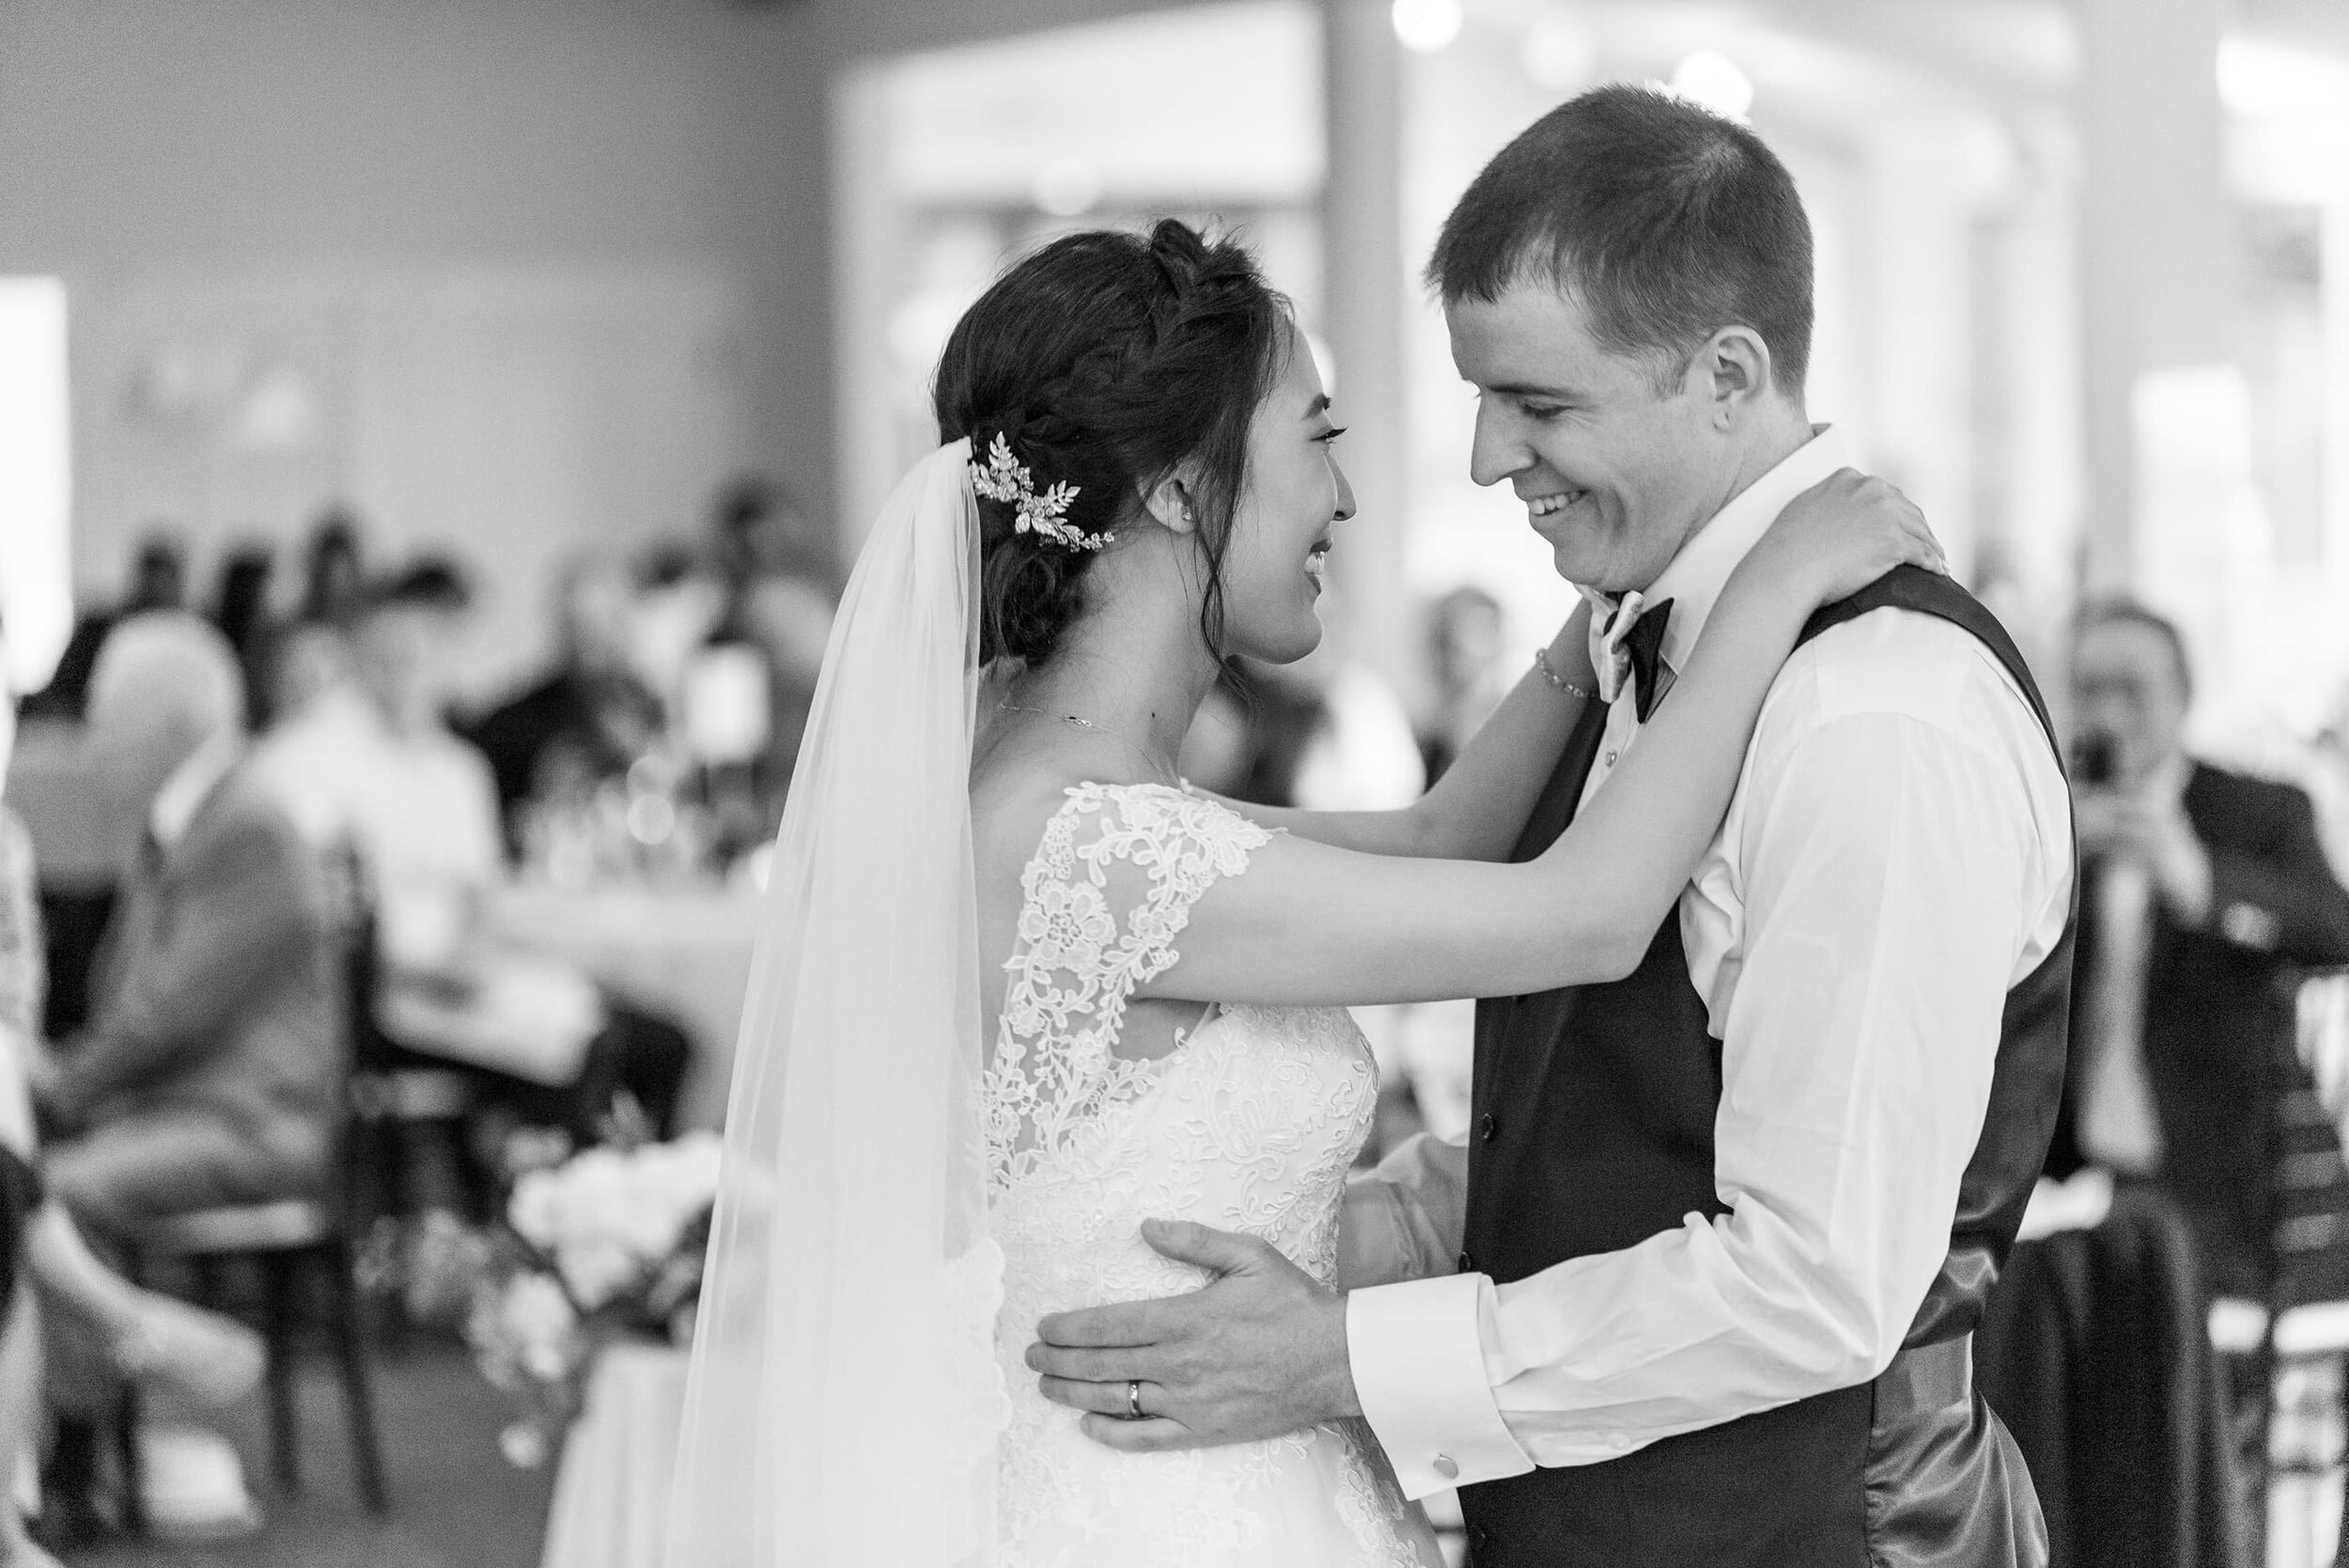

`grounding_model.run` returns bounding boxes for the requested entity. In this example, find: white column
[1989,127,2082,620]
[2325,199,2349,604]
[2077,0,2230,597]
[1321,0,1410,691]
[1860,111,1992,585]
